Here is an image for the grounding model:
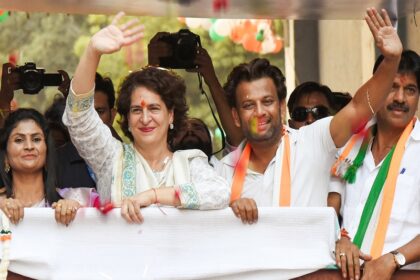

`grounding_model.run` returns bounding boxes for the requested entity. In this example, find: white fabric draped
[1,207,338,280]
